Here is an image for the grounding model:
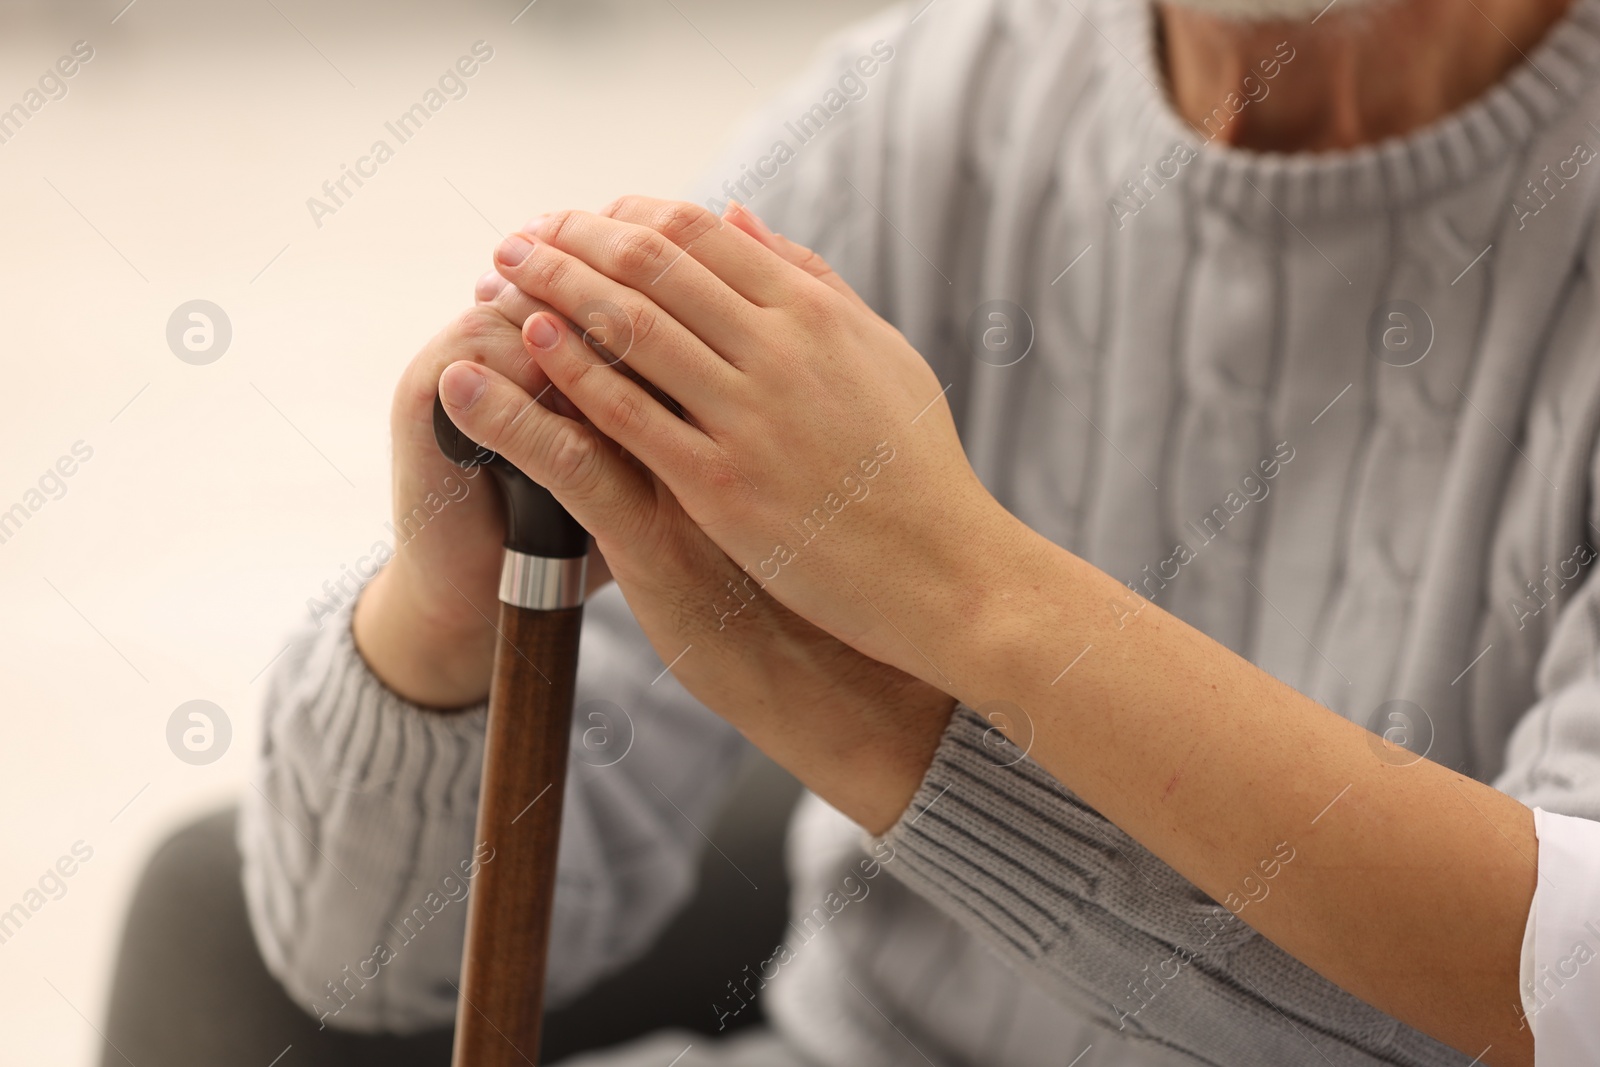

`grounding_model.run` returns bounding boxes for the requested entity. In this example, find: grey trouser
[556,1030,811,1067]
[99,800,802,1067]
